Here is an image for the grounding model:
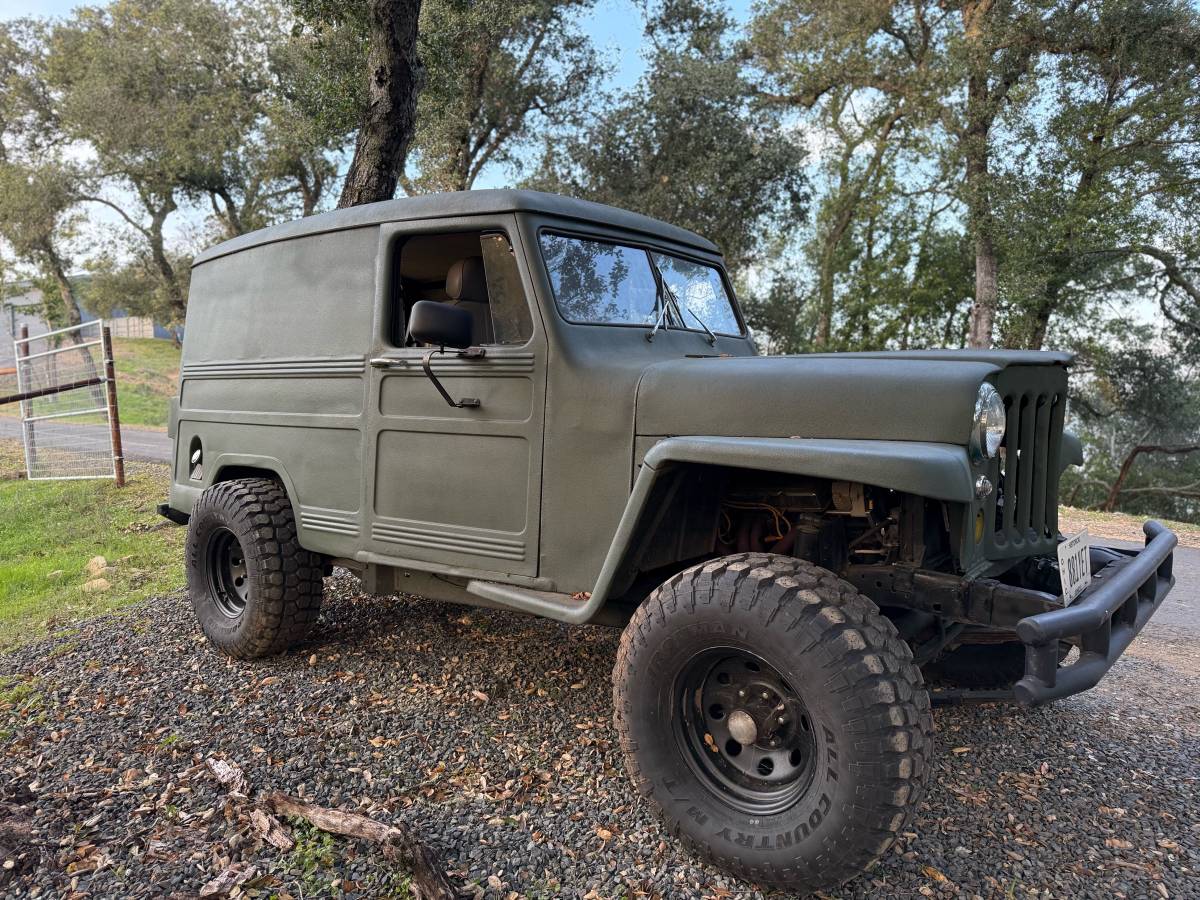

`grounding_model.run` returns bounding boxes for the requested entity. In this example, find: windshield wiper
[682,303,718,346]
[646,254,717,347]
[646,284,672,343]
[646,258,680,343]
